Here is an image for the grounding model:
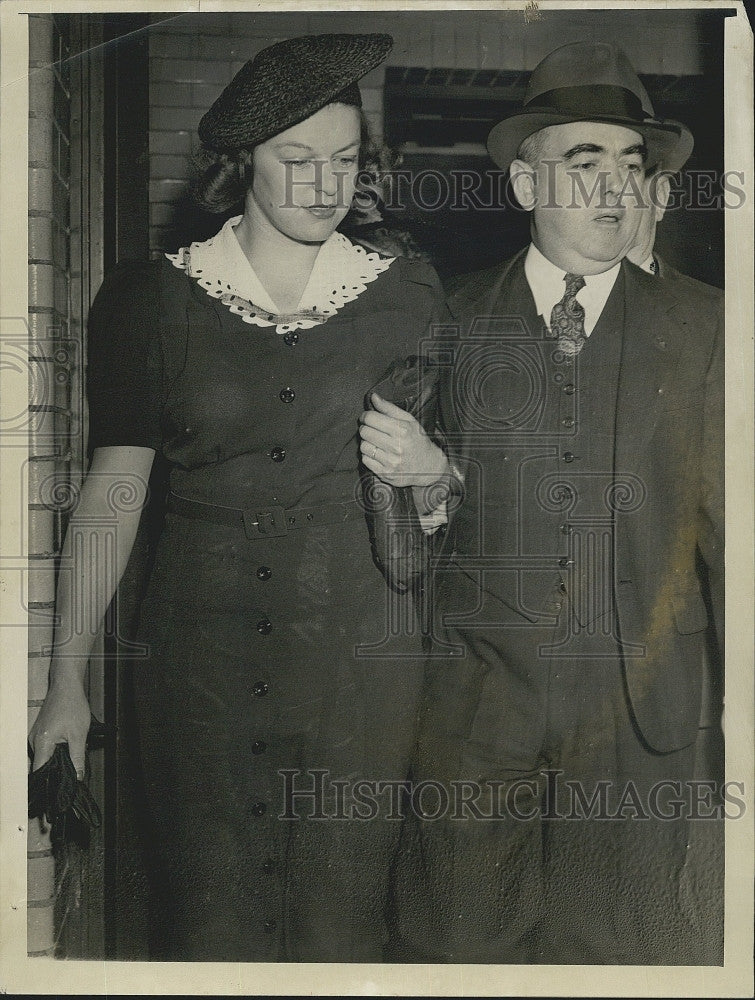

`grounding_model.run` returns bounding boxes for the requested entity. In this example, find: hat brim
[487,110,694,173]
